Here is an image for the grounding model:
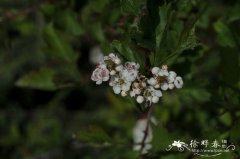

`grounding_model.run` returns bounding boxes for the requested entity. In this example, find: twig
[139,101,153,155]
